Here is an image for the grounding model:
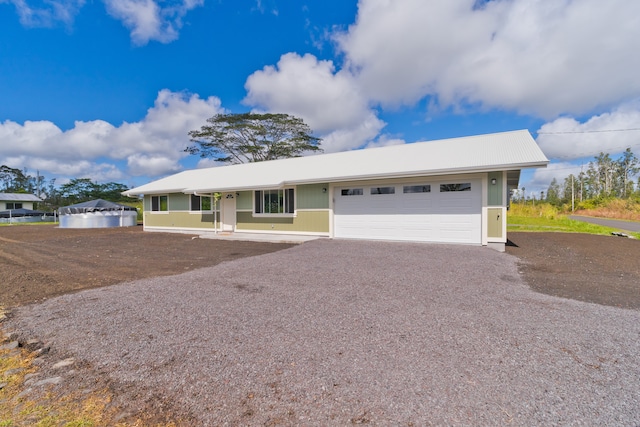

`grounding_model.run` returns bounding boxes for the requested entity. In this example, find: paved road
[569,215,640,233]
